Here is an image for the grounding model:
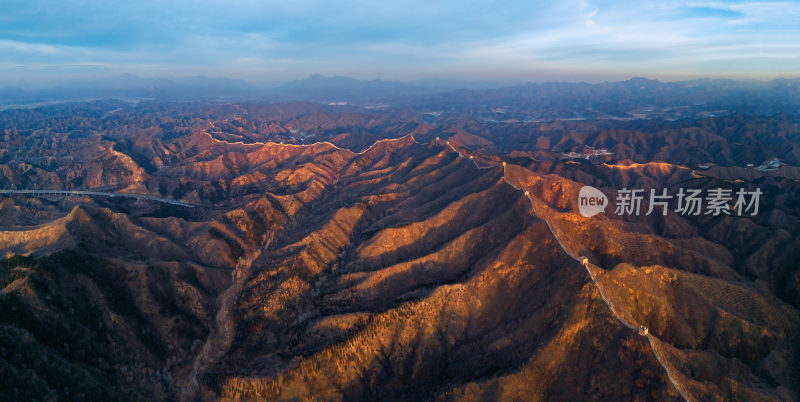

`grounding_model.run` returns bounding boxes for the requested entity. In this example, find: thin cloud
[0,40,66,55]
[0,0,798,81]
